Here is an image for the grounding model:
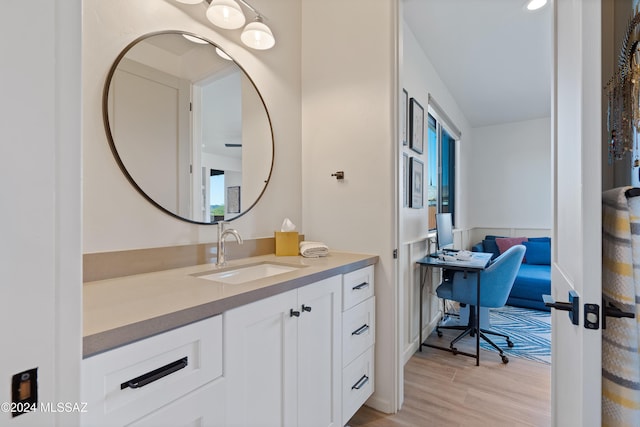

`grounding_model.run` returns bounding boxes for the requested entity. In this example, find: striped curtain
[602,186,640,426]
